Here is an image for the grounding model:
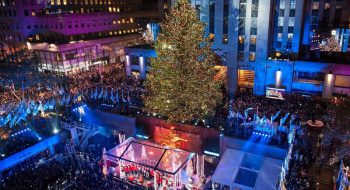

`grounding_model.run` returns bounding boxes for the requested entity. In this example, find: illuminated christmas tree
[143,0,222,122]
[319,36,341,52]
